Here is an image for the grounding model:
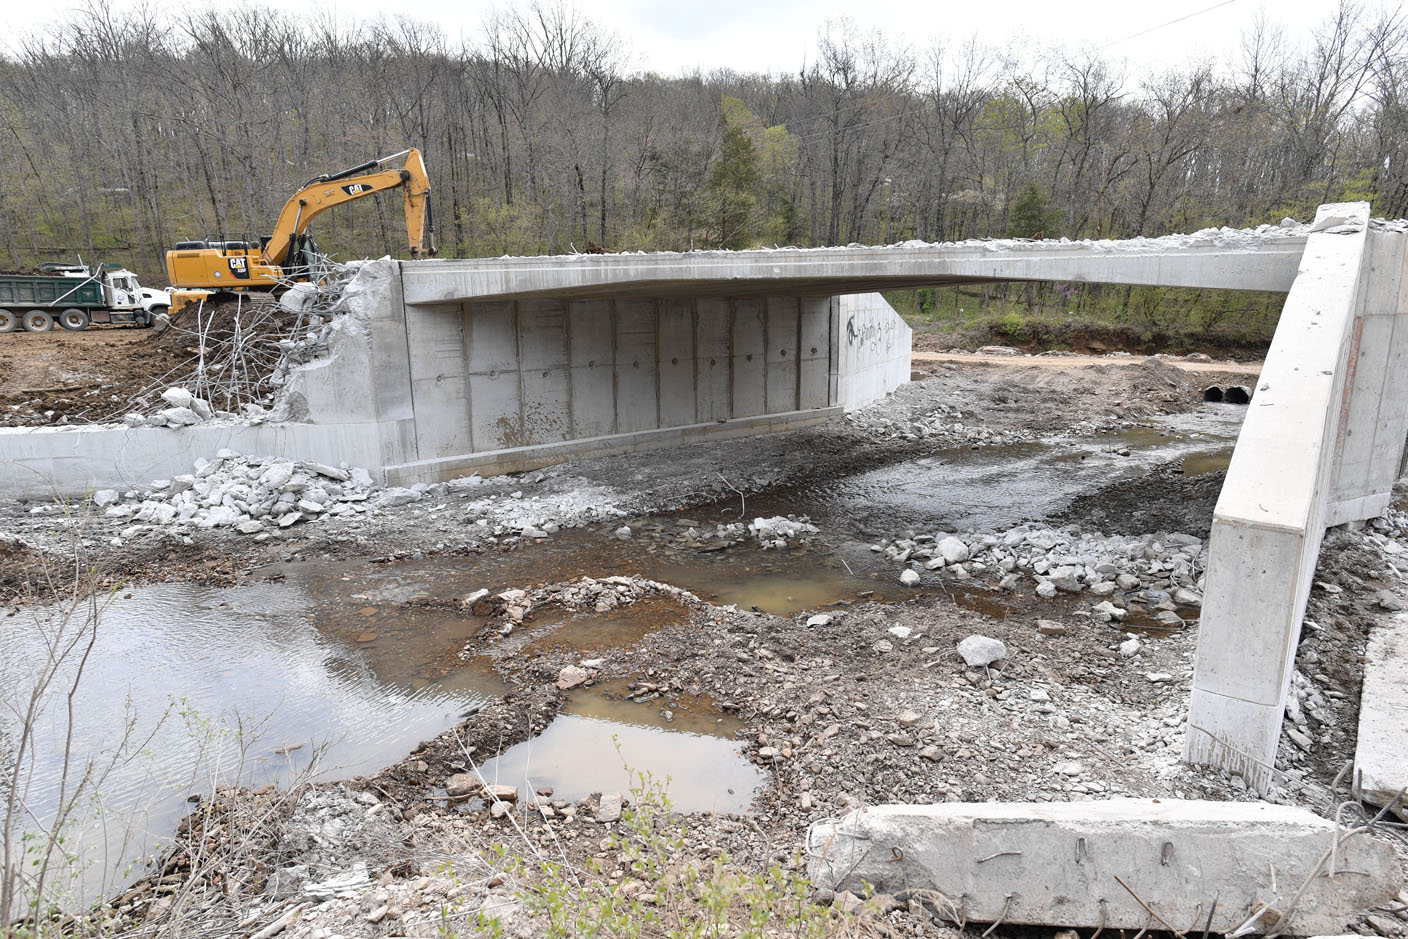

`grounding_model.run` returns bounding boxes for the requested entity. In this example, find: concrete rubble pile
[462,575,705,635]
[92,450,378,539]
[845,403,1035,446]
[880,523,1204,622]
[747,515,820,549]
[620,514,821,551]
[120,386,244,428]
